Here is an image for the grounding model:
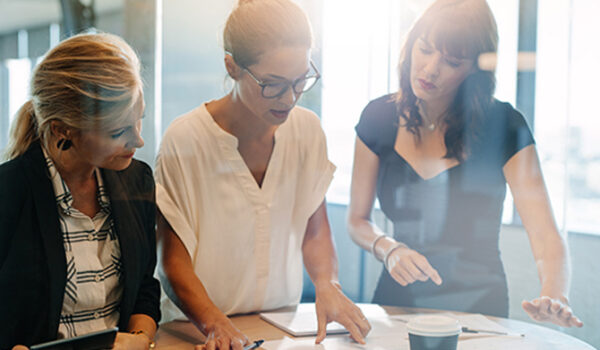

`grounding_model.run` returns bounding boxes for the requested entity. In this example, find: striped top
[43,150,123,338]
